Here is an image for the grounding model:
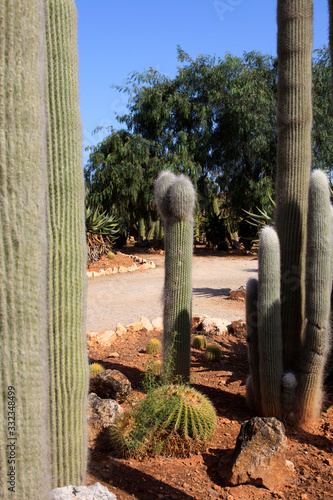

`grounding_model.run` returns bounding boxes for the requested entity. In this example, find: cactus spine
[45,0,88,487]
[155,171,195,382]
[0,2,51,498]
[0,1,88,496]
